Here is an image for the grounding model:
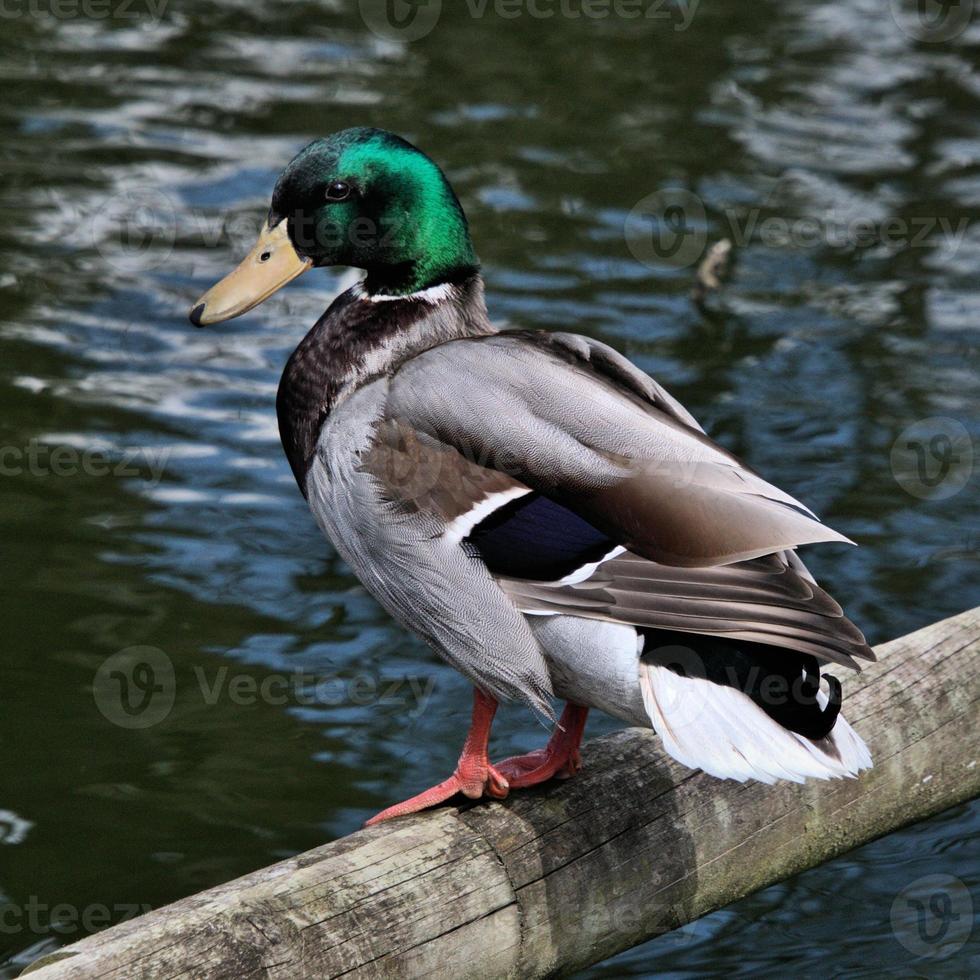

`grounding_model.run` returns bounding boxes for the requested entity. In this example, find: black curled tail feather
[802,672,842,740]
